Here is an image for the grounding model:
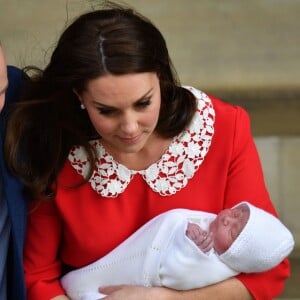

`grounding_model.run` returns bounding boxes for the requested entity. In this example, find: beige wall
[1,0,299,248]
[255,136,300,250]
[1,0,300,90]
